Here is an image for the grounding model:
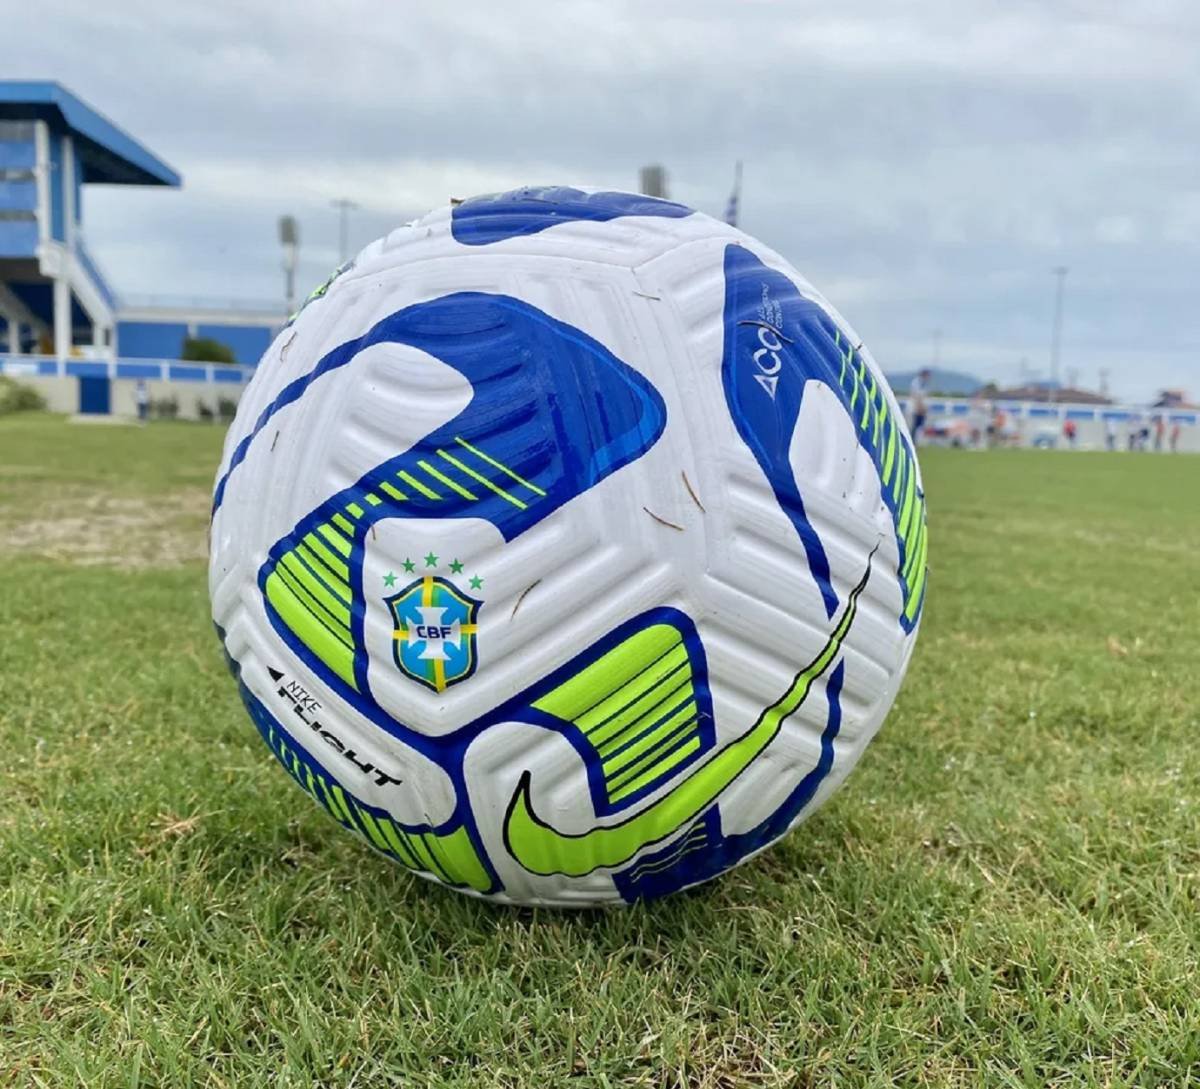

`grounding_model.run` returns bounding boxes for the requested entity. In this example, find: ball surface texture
[209,187,927,906]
